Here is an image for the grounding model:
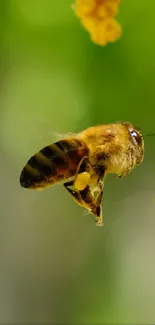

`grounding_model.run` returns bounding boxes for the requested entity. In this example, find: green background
[0,0,155,323]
